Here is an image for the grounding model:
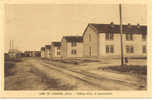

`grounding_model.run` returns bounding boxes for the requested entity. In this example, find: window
[89,34,91,41]
[106,45,114,53]
[126,45,134,53]
[72,42,77,47]
[143,45,146,53]
[105,33,114,40]
[142,34,146,41]
[57,47,60,50]
[71,49,77,55]
[57,52,60,55]
[126,33,133,40]
[89,47,91,56]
